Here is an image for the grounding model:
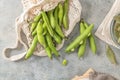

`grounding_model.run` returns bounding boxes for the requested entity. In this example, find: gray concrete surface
[0,0,120,80]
